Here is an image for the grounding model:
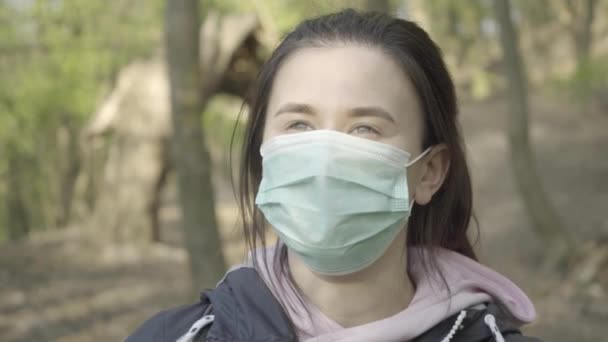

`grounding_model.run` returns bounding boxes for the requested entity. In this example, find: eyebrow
[348,106,396,124]
[274,103,316,117]
[273,103,396,124]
